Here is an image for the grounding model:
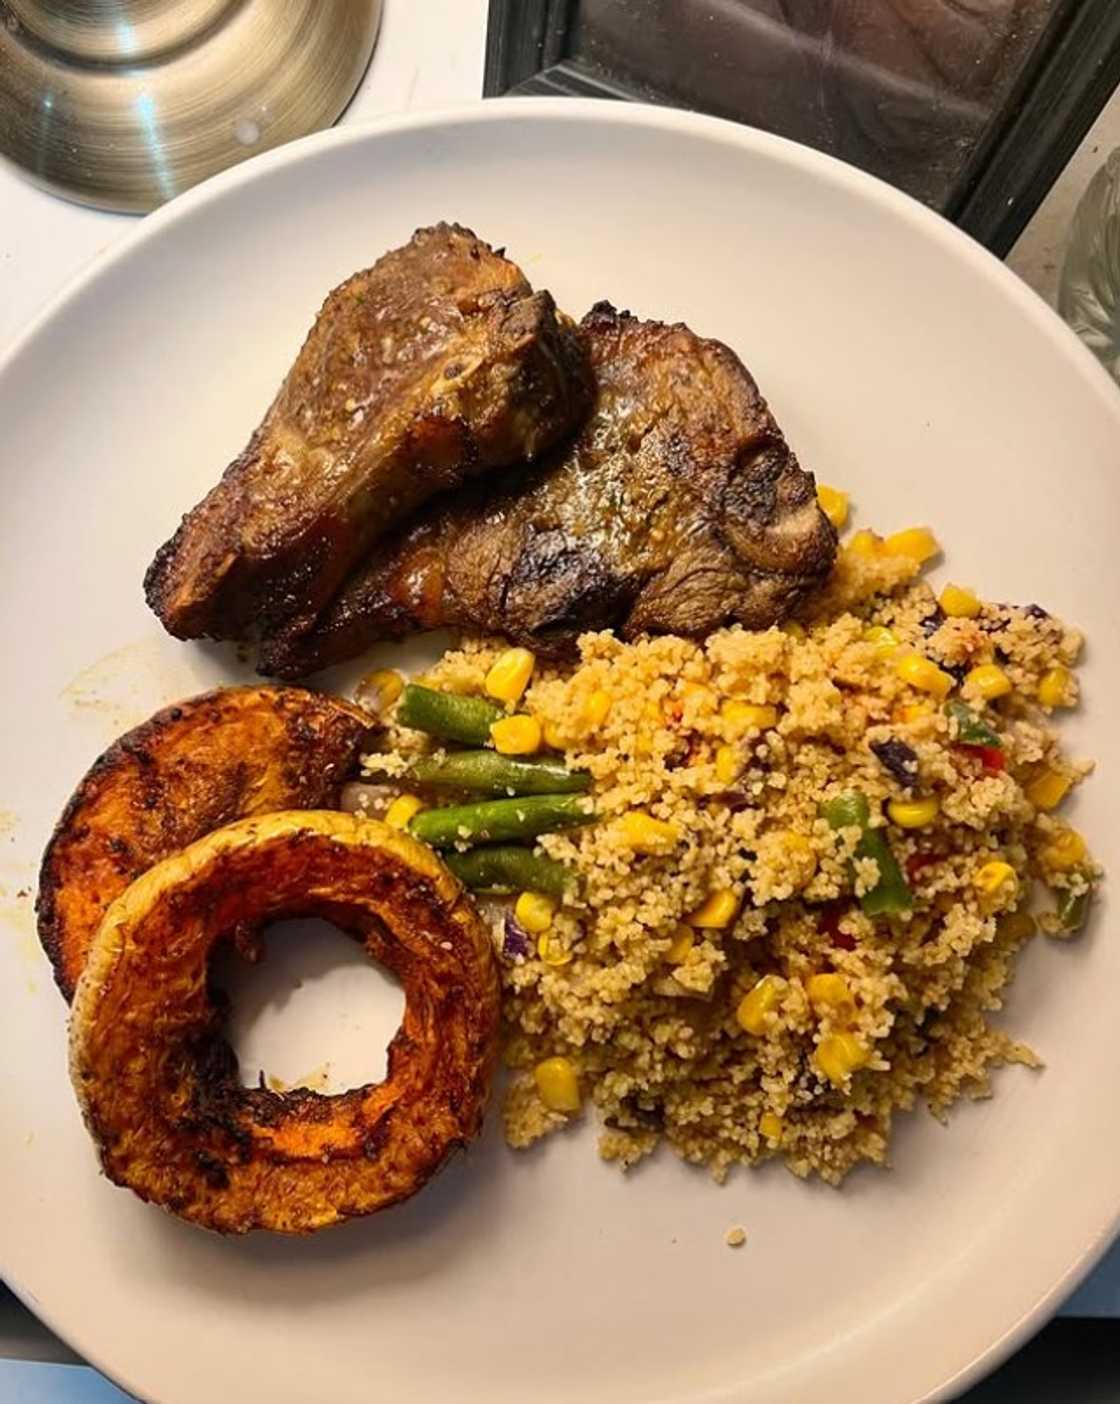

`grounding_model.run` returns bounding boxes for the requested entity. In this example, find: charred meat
[145,224,591,642]
[262,301,837,676]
